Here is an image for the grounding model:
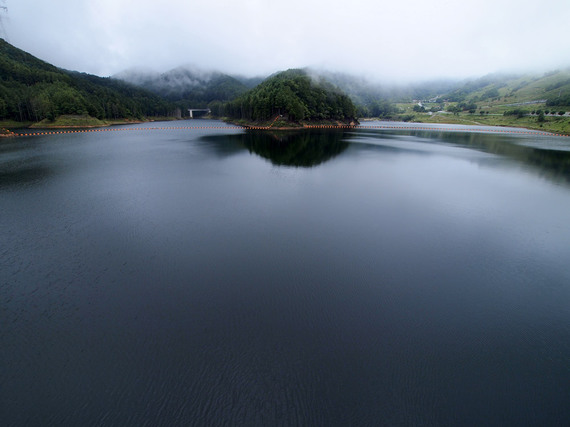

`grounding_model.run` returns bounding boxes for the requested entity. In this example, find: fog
[4,0,570,82]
